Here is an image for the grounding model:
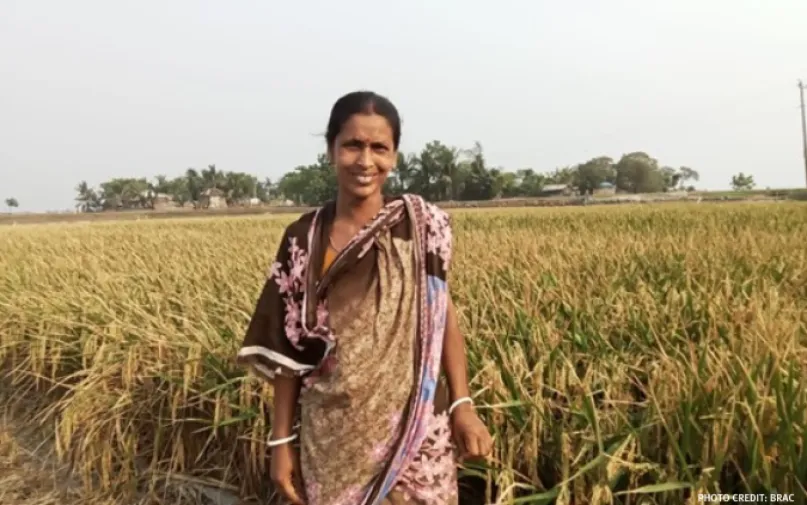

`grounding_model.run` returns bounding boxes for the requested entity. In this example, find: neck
[335,191,384,227]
